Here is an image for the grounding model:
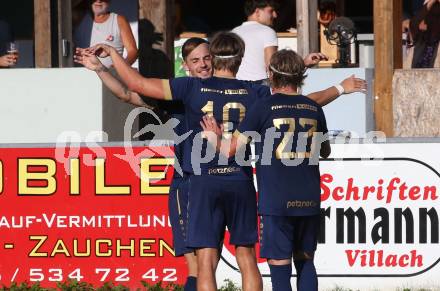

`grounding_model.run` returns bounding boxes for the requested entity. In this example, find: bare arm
[117,15,138,65]
[93,44,167,100]
[96,70,153,108]
[307,87,340,106]
[74,49,153,108]
[307,75,367,106]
